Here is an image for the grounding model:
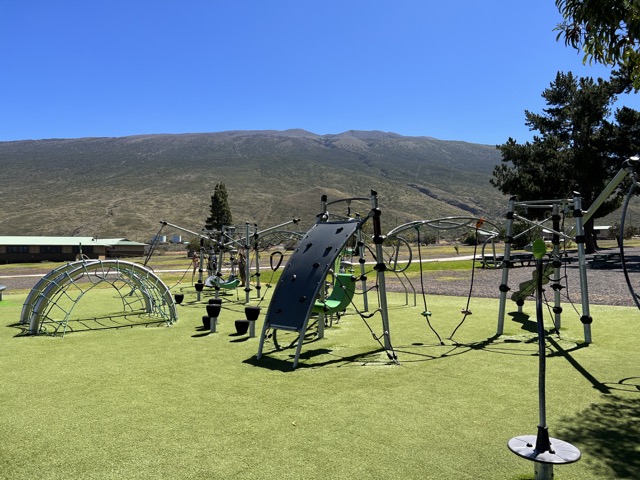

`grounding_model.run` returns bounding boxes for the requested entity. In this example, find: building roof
[0,236,147,247]
[99,238,148,246]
